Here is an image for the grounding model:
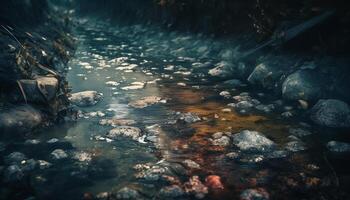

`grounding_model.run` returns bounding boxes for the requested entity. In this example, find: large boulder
[247,63,283,89]
[310,99,350,128]
[232,130,275,152]
[0,105,43,135]
[282,70,324,101]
